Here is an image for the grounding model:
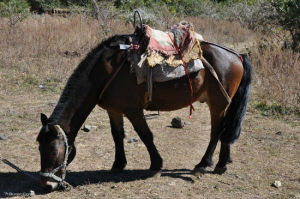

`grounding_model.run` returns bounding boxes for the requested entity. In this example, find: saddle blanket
[144,22,203,67]
[134,53,204,84]
[128,21,205,84]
